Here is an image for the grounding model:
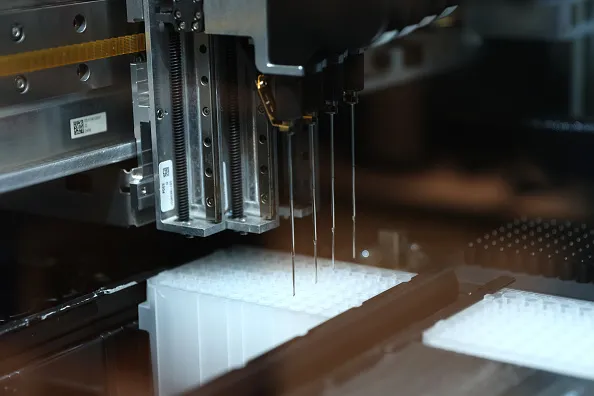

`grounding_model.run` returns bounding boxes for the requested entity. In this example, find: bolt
[192,21,200,31]
[15,75,28,93]
[257,104,265,114]
[174,10,182,19]
[141,186,147,195]
[178,21,186,30]
[156,108,165,120]
[202,106,210,116]
[260,193,268,204]
[206,196,214,207]
[11,24,23,41]
[195,11,202,19]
